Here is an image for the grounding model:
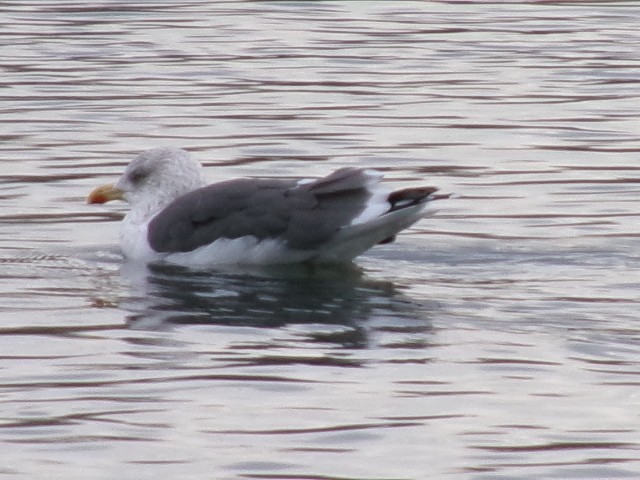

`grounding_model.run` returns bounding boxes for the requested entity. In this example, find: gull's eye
[128,168,149,185]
